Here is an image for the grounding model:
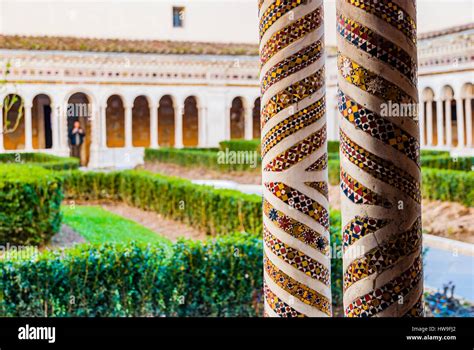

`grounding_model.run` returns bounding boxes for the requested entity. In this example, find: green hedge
[61,170,262,236]
[0,233,263,317]
[219,139,260,152]
[421,155,473,171]
[144,147,261,172]
[422,168,474,207]
[0,164,63,245]
[0,152,79,170]
[0,219,345,317]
